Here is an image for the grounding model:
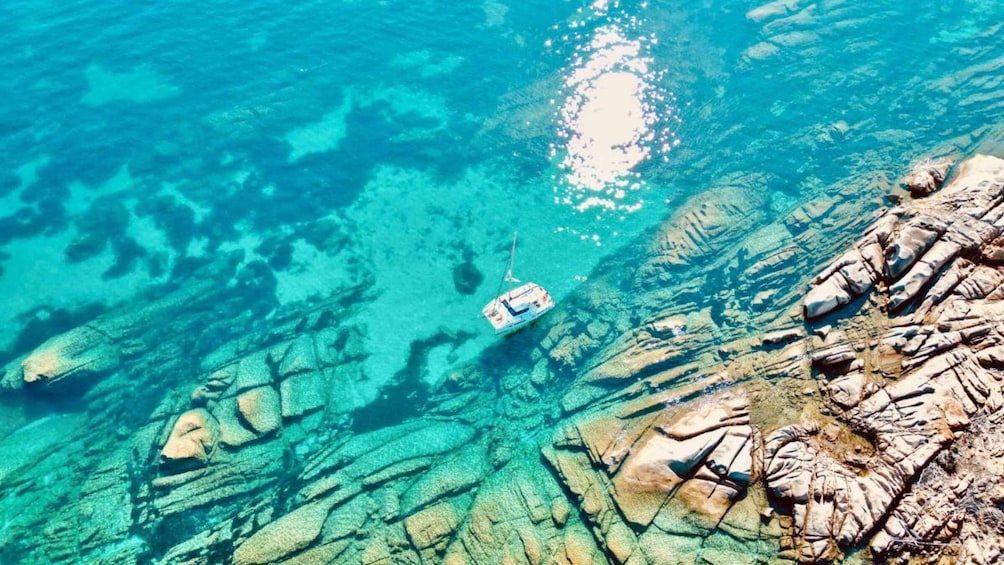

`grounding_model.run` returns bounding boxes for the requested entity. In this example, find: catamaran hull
[482,282,554,335]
